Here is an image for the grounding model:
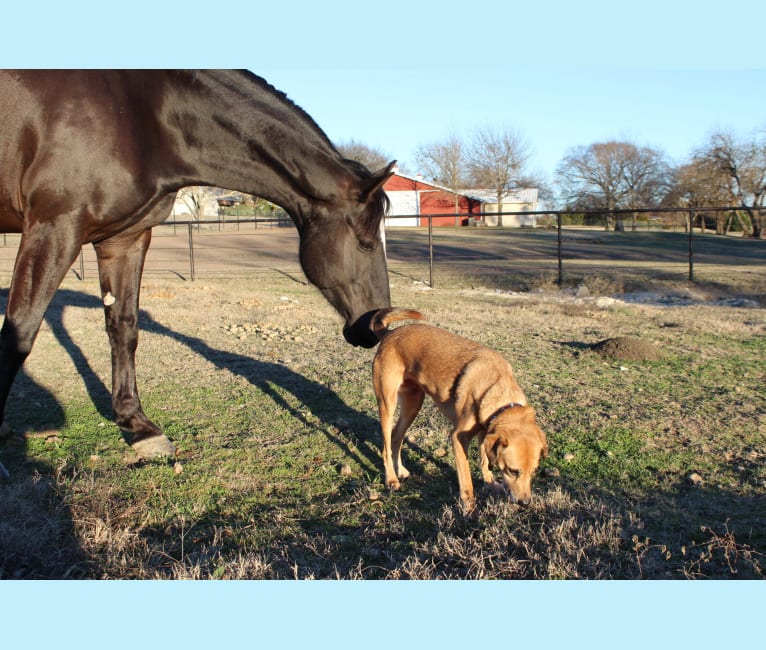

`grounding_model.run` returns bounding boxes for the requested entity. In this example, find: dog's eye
[507,469,521,479]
